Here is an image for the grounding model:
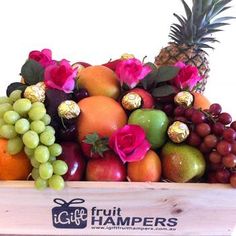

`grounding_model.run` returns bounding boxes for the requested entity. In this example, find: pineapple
[155,0,234,93]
